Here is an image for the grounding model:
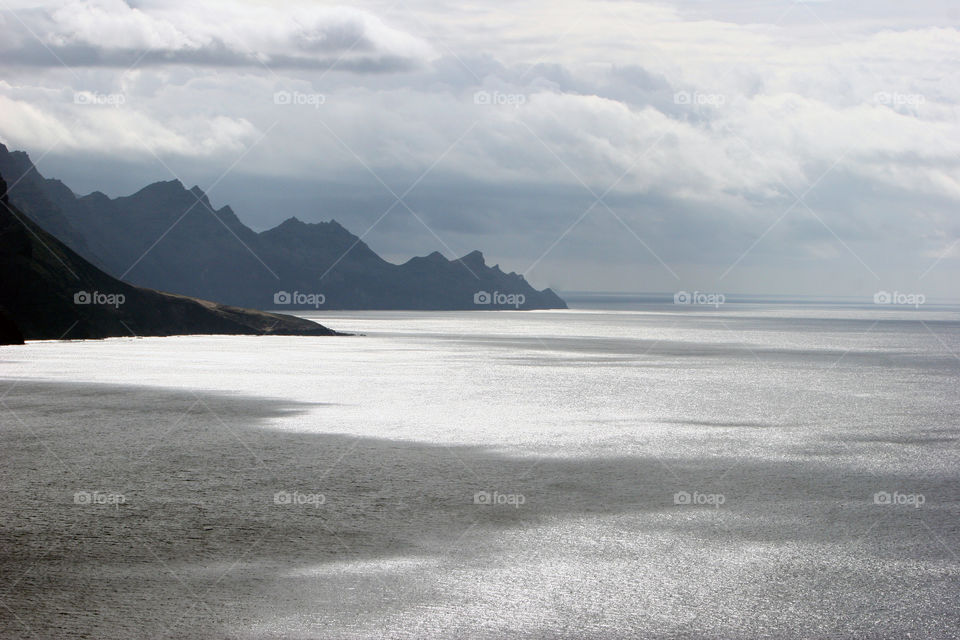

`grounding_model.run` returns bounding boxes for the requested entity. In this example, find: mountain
[0,171,340,344]
[0,144,567,310]
[0,146,103,267]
